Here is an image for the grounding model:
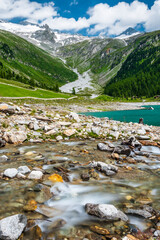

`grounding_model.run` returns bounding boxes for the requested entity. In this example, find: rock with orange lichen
[48,174,63,183]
